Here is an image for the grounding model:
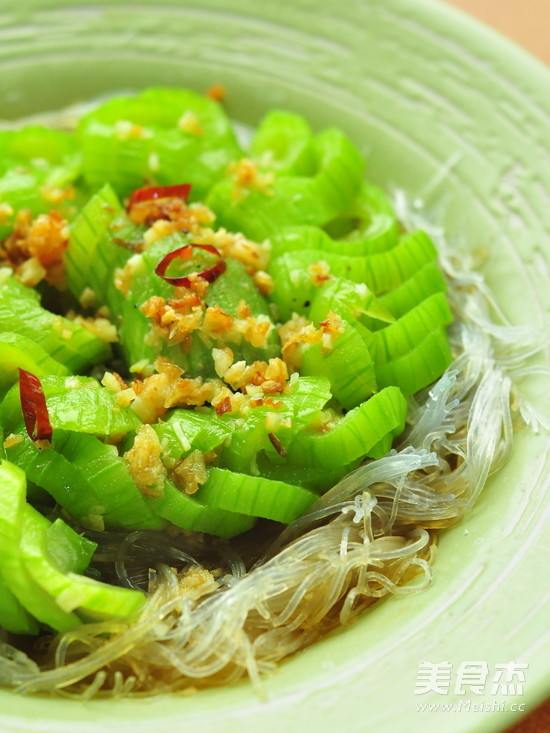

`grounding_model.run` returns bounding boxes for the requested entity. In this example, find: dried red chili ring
[18,368,53,442]
[126,183,192,211]
[155,243,226,287]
